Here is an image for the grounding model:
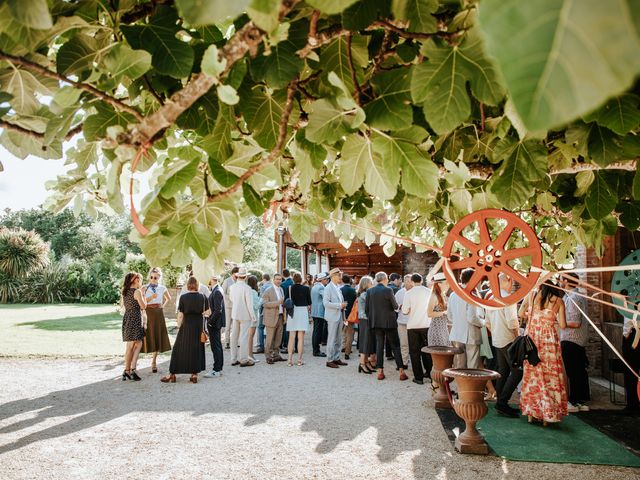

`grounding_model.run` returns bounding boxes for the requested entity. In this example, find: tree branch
[0,120,83,142]
[297,24,347,58]
[207,79,299,203]
[0,119,45,139]
[120,0,174,23]
[129,0,300,146]
[454,159,638,180]
[370,19,466,41]
[0,51,143,121]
